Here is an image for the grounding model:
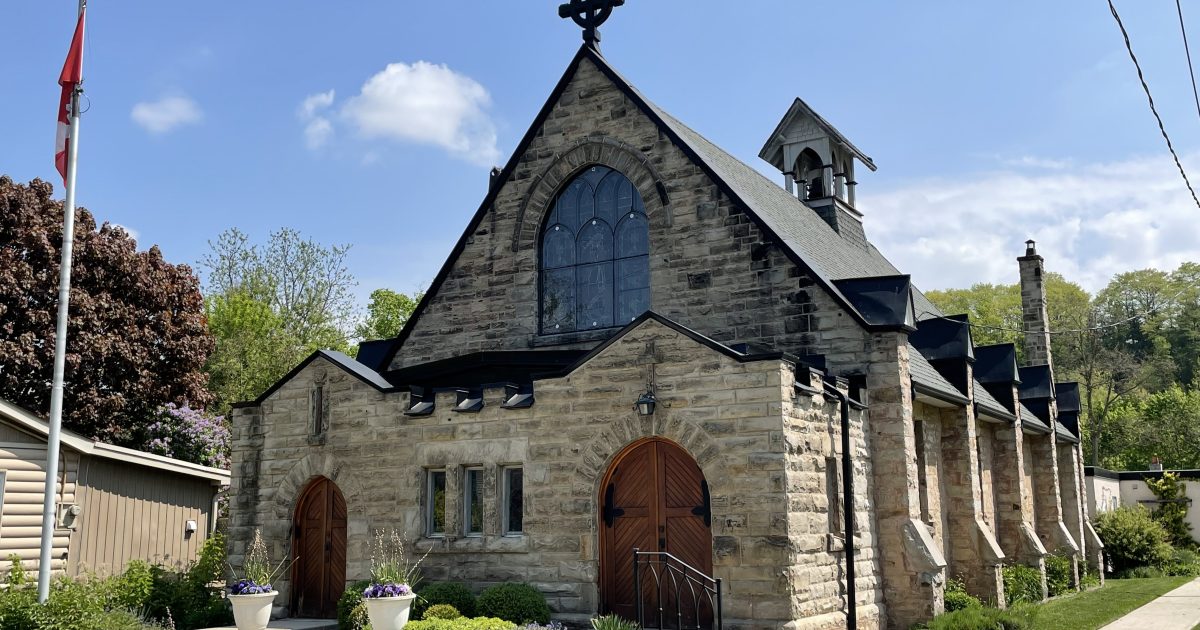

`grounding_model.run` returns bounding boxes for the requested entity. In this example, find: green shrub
[477,583,551,625]
[1116,565,1167,579]
[405,617,517,630]
[1002,564,1043,605]
[114,560,155,611]
[1080,565,1101,589]
[591,614,639,630]
[1146,472,1194,547]
[1045,554,1073,597]
[921,605,1034,630]
[416,582,478,619]
[143,533,231,629]
[7,554,27,588]
[1164,547,1200,576]
[425,604,464,620]
[349,601,371,630]
[339,580,373,629]
[943,577,982,612]
[1095,506,1174,574]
